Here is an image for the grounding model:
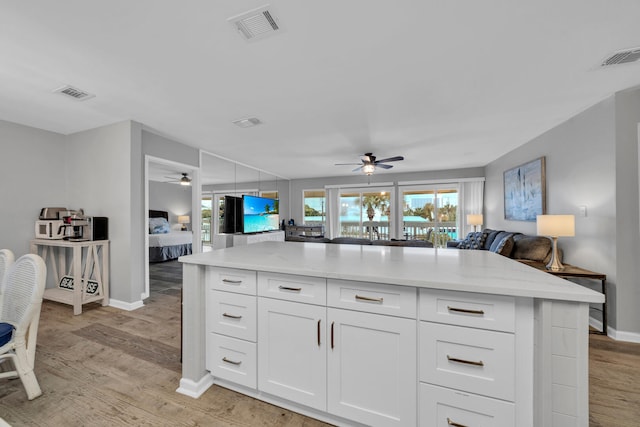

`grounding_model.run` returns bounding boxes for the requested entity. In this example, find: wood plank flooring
[1,260,638,426]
